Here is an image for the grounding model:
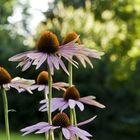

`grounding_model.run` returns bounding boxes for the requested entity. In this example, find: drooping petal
[35,126,52,134]
[36,53,47,69]
[60,103,69,112]
[22,59,32,71]
[62,128,71,139]
[39,103,47,111]
[68,126,92,140]
[30,85,39,90]
[77,116,97,126]
[38,85,46,91]
[21,122,49,136]
[49,54,60,70]
[39,98,66,112]
[9,77,35,93]
[57,57,69,75]
[9,51,34,61]
[45,86,49,94]
[52,82,69,91]
[79,97,105,108]
[68,99,76,109]
[76,101,84,111]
